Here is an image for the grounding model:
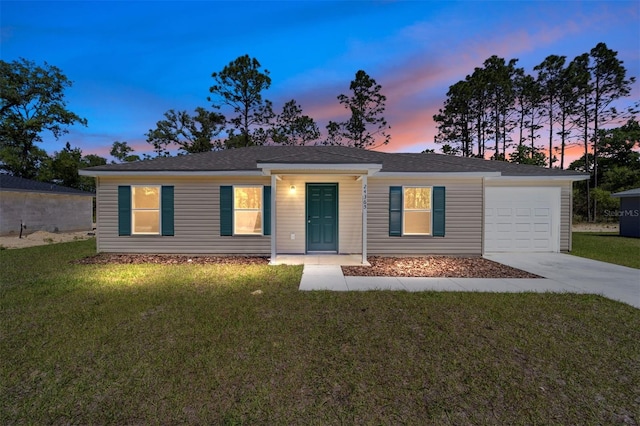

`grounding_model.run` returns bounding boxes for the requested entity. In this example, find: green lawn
[572,232,640,269]
[2,240,639,424]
